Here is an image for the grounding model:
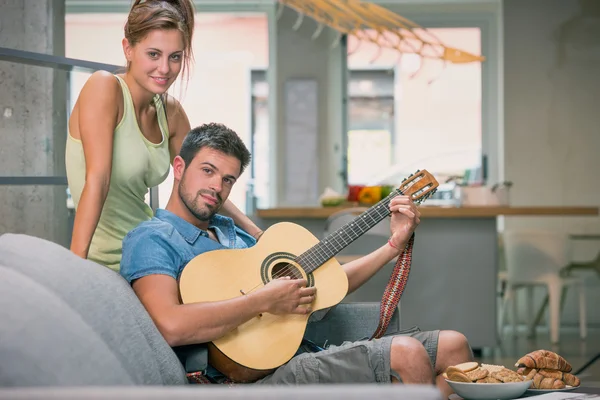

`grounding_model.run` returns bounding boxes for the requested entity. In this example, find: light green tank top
[66,75,171,271]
